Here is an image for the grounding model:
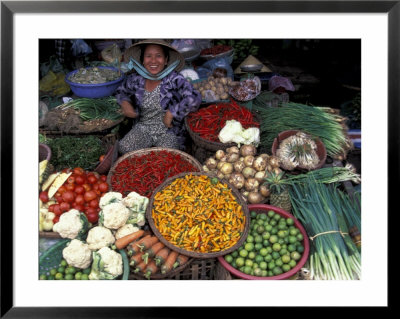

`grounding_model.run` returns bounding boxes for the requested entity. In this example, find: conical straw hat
[234,55,272,74]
